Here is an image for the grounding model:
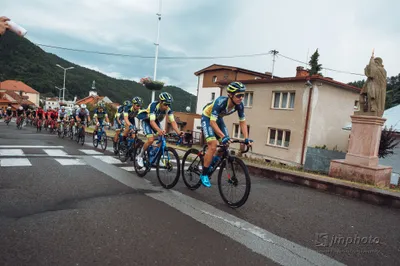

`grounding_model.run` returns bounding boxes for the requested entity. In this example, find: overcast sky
[3,0,399,95]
